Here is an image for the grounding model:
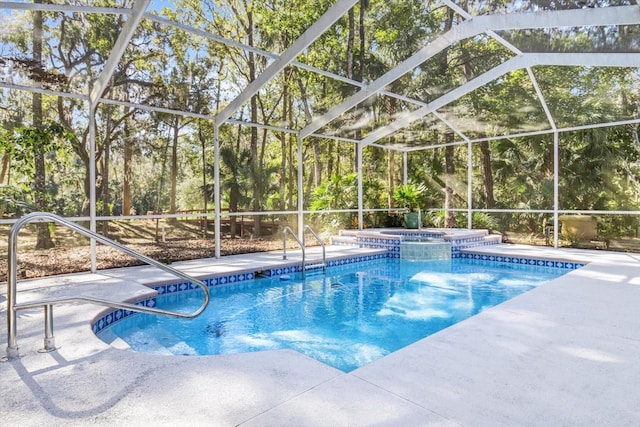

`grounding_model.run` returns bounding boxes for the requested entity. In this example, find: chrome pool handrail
[282,225,326,277]
[5,212,210,360]
[282,226,305,265]
[303,225,326,273]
